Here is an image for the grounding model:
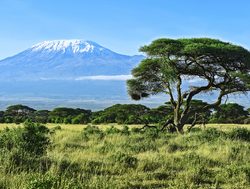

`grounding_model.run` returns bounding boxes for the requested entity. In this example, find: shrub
[21,121,50,156]
[120,125,130,135]
[0,127,22,151]
[105,126,120,135]
[0,122,50,156]
[82,125,105,140]
[83,125,102,135]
